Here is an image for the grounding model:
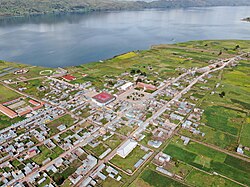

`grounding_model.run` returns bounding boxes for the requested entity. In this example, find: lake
[0,6,249,67]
